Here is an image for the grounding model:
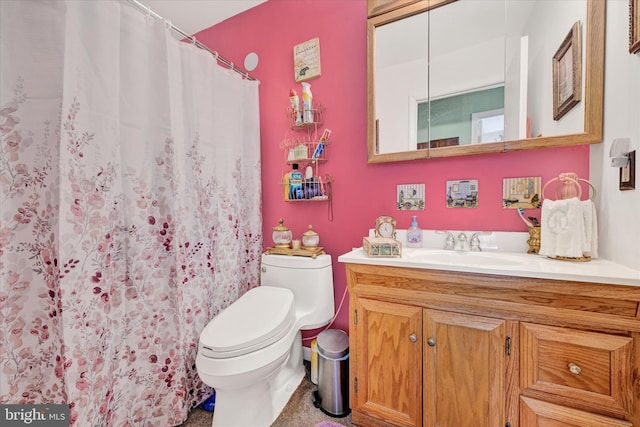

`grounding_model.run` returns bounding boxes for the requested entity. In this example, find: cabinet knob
[409,334,417,343]
[427,338,436,347]
[567,362,582,375]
